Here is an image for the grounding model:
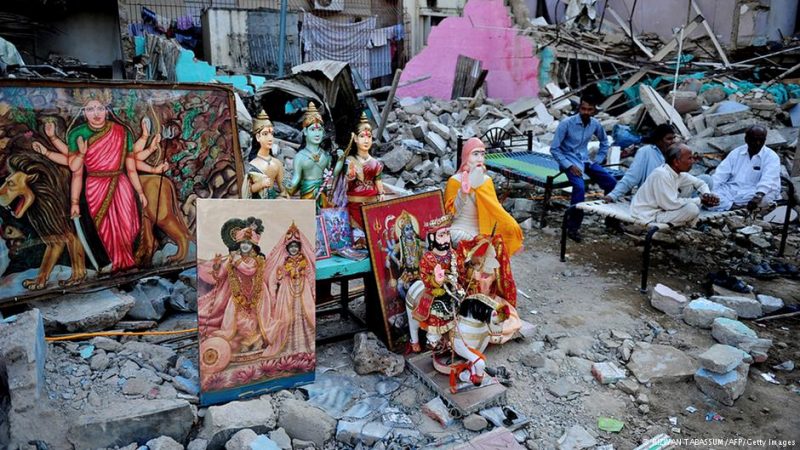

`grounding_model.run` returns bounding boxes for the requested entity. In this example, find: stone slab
[708,295,762,319]
[68,399,194,449]
[683,299,738,329]
[32,289,135,333]
[627,343,695,383]
[694,363,749,406]
[756,294,784,314]
[406,352,506,416]
[201,397,277,450]
[453,427,525,450]
[650,284,688,317]
[697,344,751,373]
